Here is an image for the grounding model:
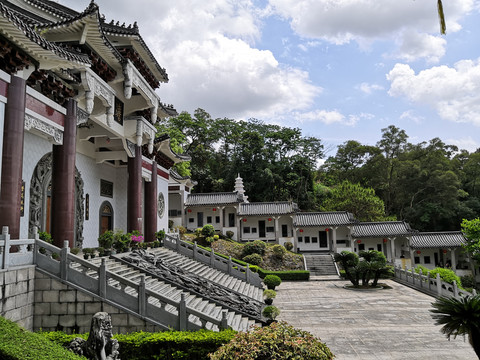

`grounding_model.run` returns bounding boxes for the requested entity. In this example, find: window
[243,227,251,234]
[266,227,274,233]
[228,213,235,227]
[424,256,431,264]
[252,227,257,233]
[377,244,382,252]
[358,243,365,251]
[282,224,288,237]
[414,256,420,264]
[188,218,194,223]
[298,237,303,243]
[215,216,220,223]
[305,236,310,243]
[100,179,113,198]
[207,216,212,223]
[312,237,318,243]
